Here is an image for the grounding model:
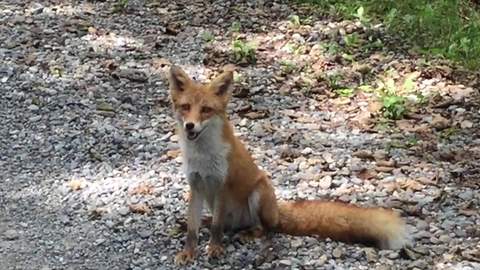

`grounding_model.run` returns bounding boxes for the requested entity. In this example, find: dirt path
[1,1,479,269]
